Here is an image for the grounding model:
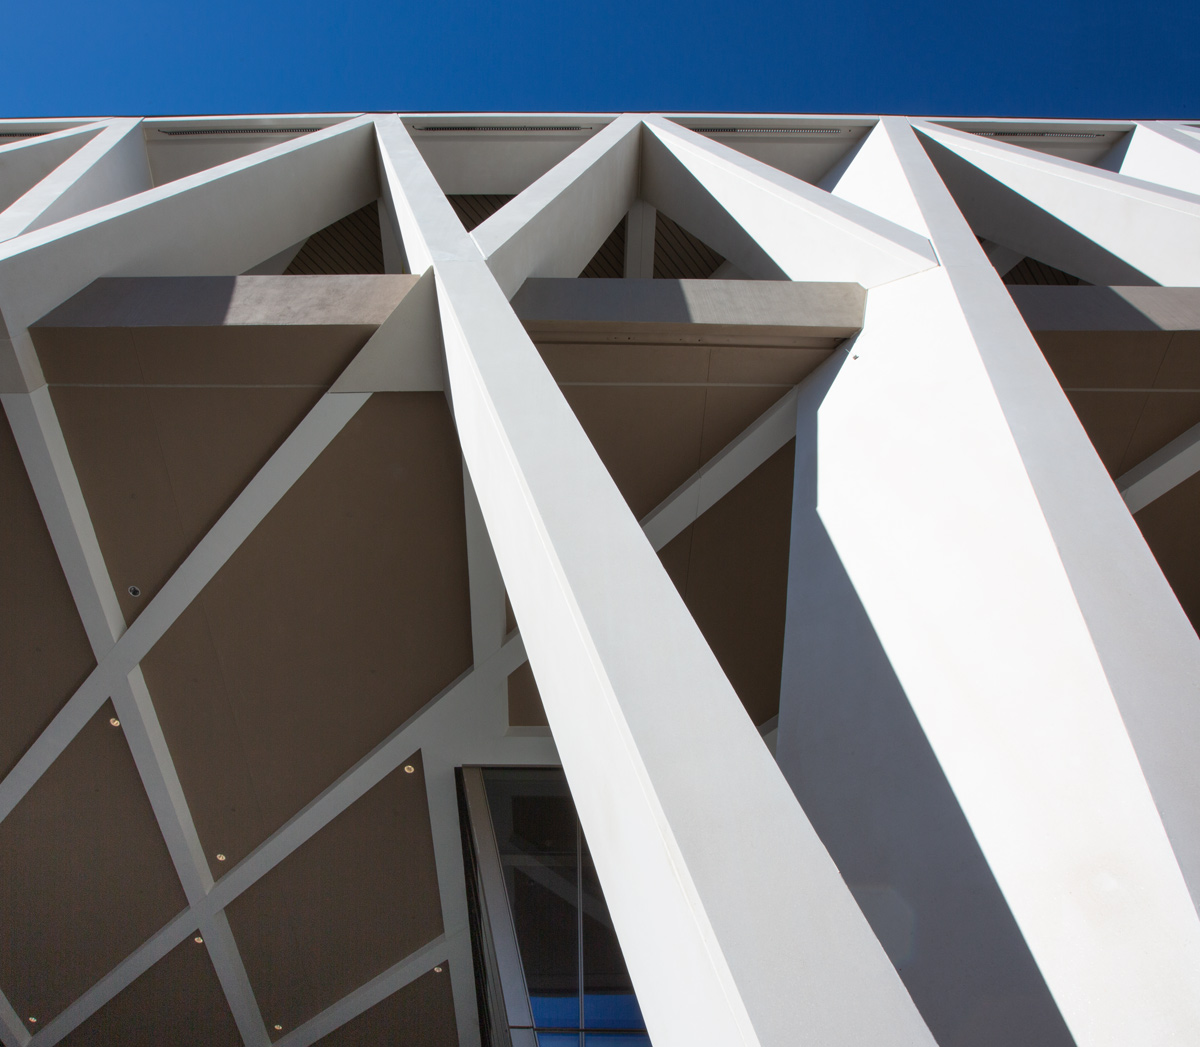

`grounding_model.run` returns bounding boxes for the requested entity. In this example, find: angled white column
[471,114,641,297]
[376,113,937,1047]
[916,122,1200,285]
[641,116,938,286]
[0,119,151,241]
[1118,419,1200,512]
[624,199,656,277]
[0,123,106,216]
[0,115,377,391]
[798,115,1200,1047]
